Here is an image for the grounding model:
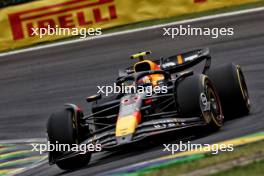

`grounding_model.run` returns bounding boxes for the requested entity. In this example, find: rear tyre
[177,74,224,131]
[47,109,91,170]
[208,63,250,118]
